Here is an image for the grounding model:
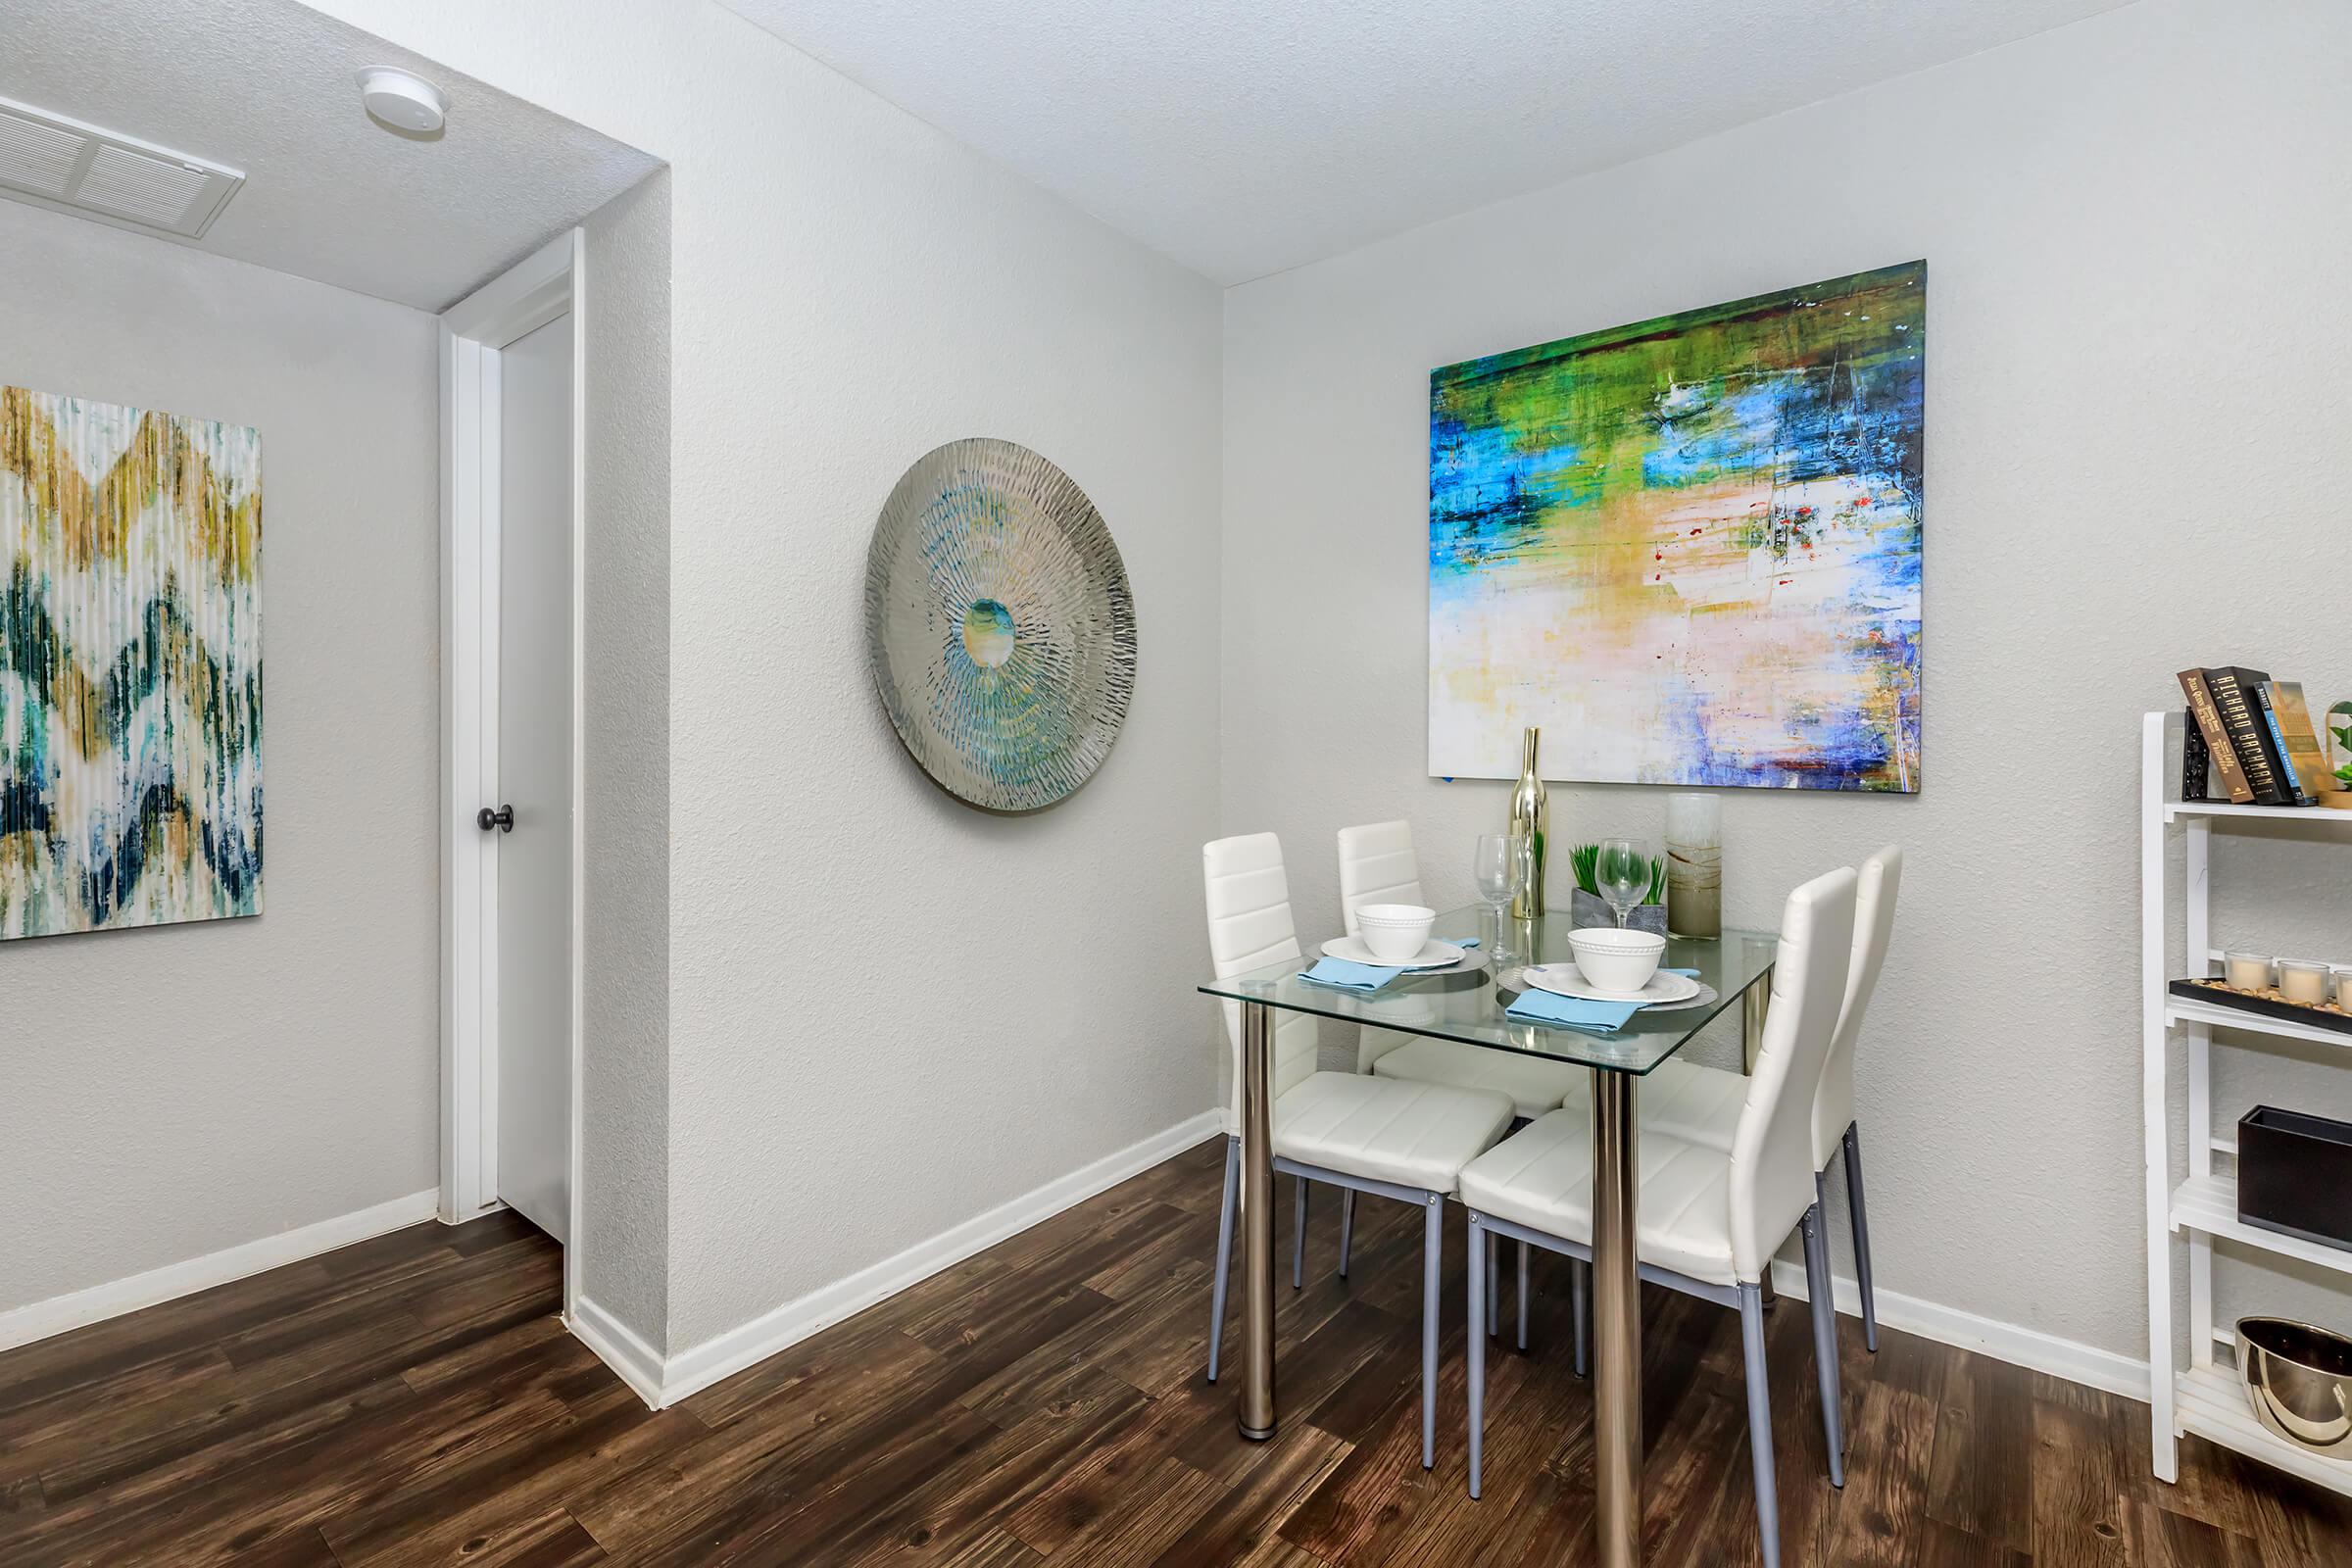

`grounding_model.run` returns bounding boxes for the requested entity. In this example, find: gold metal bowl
[2238,1317,2352,1457]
